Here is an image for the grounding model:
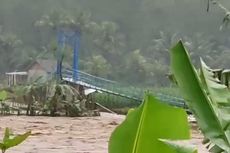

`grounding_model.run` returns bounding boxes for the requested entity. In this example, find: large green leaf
[1,128,31,152]
[200,59,230,151]
[200,59,230,106]
[3,128,10,142]
[109,94,195,153]
[4,131,31,150]
[170,41,230,152]
[160,139,198,153]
